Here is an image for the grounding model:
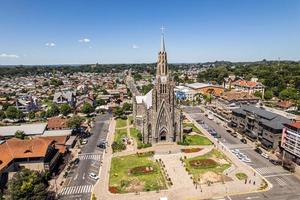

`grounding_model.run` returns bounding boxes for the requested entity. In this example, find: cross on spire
[160,25,166,34]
